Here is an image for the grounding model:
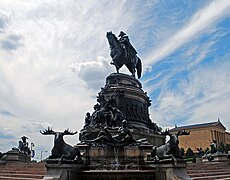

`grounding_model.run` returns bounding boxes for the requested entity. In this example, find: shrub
[185,147,194,158]
[217,142,226,153]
